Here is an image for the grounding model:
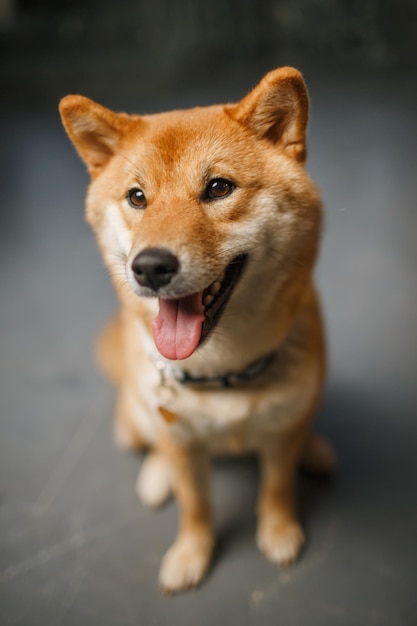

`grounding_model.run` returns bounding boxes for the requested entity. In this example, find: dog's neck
[150,348,278,389]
